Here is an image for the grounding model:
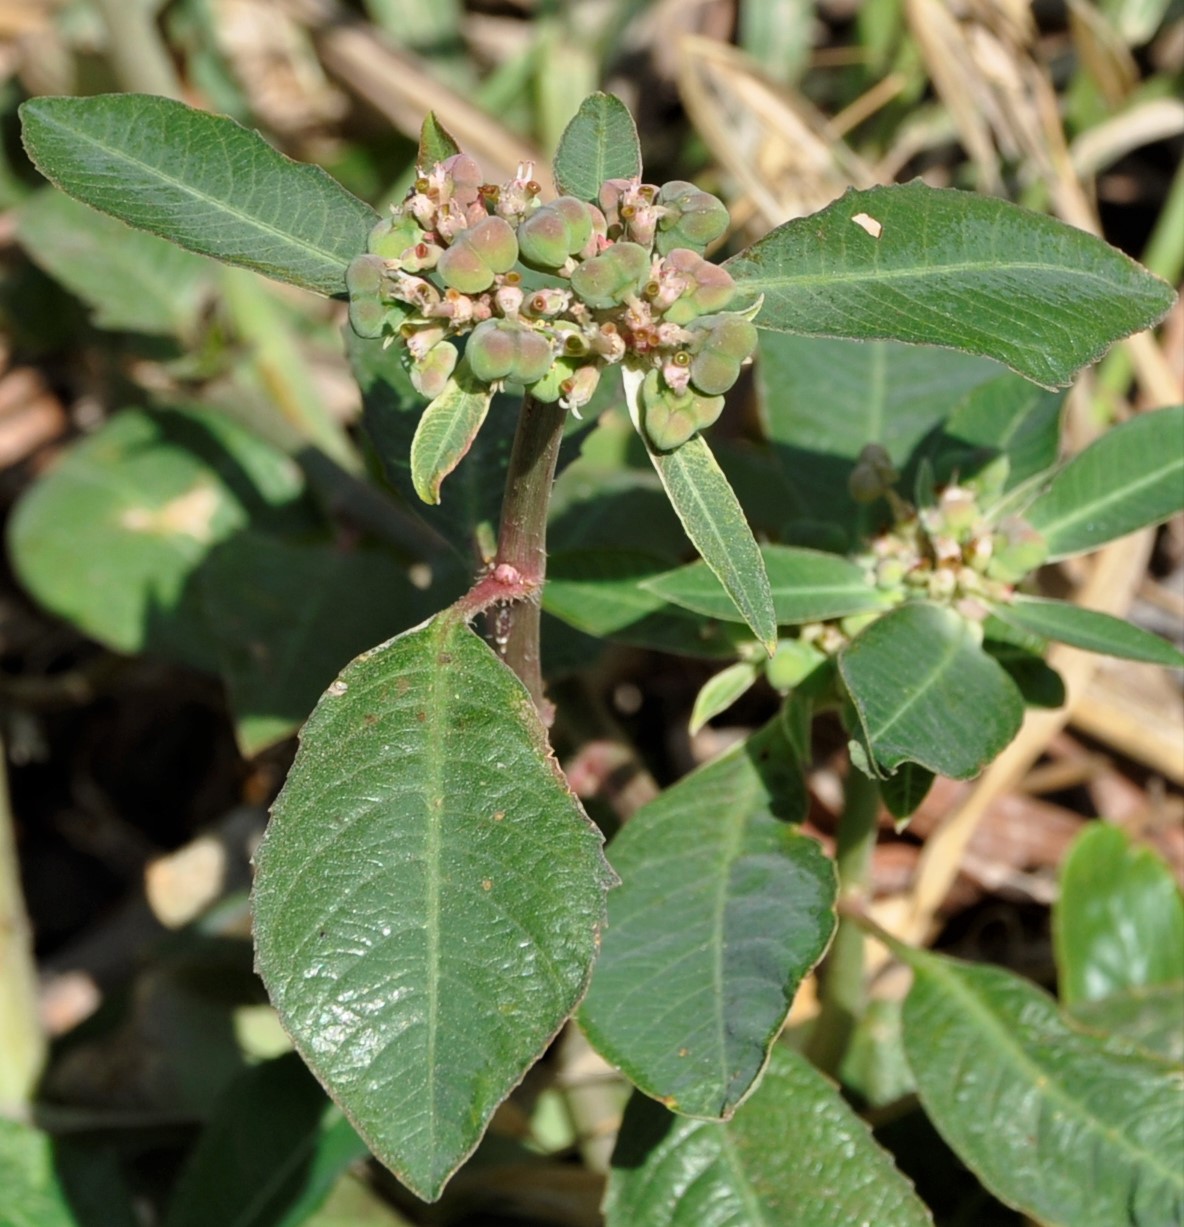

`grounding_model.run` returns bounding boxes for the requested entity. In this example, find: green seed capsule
[655,181,729,256]
[367,214,423,260]
[570,242,651,309]
[467,319,553,385]
[686,313,758,395]
[517,196,596,269]
[437,216,519,293]
[639,369,725,450]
